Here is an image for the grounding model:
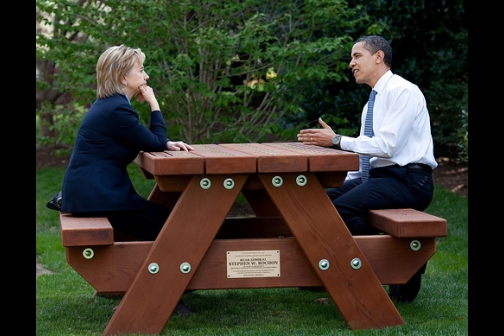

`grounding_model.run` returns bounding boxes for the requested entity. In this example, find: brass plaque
[227,250,280,278]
